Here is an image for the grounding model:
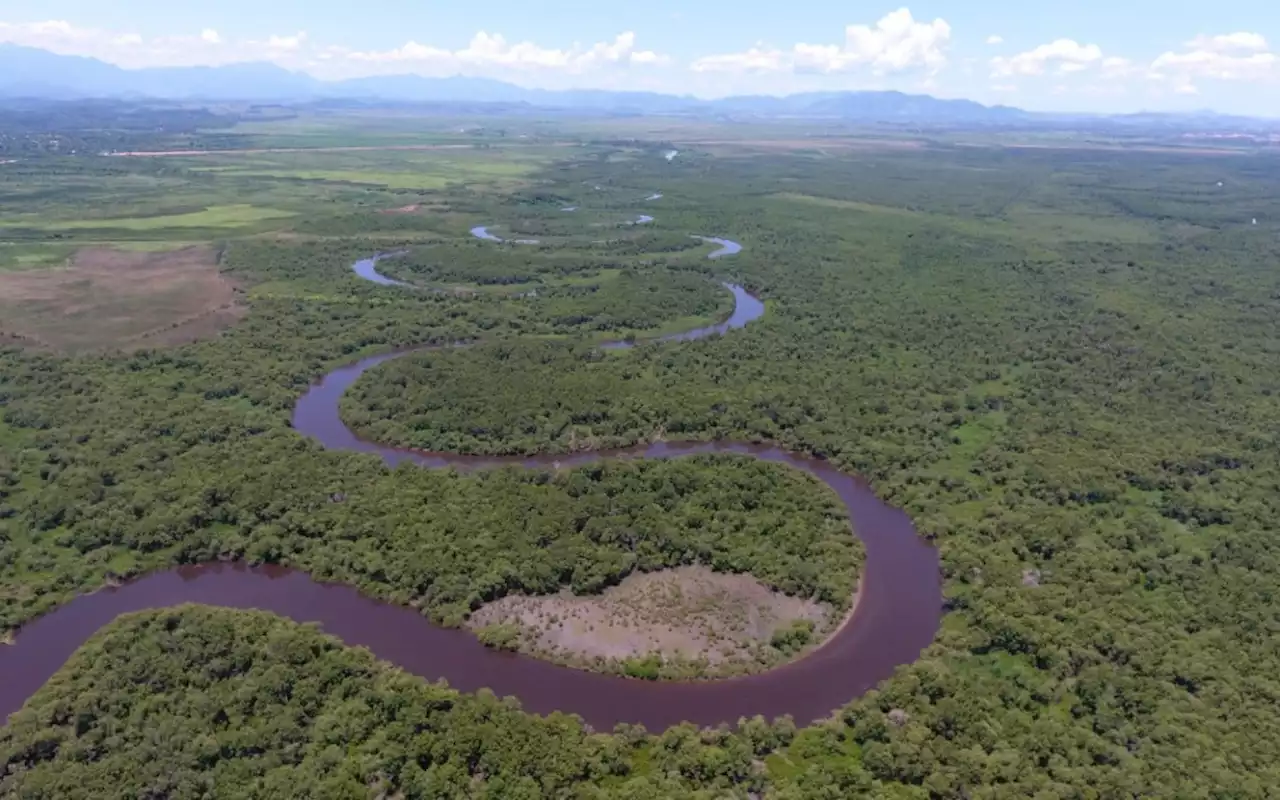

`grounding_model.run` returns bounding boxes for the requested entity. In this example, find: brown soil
[380,203,423,215]
[0,246,244,353]
[467,566,839,677]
